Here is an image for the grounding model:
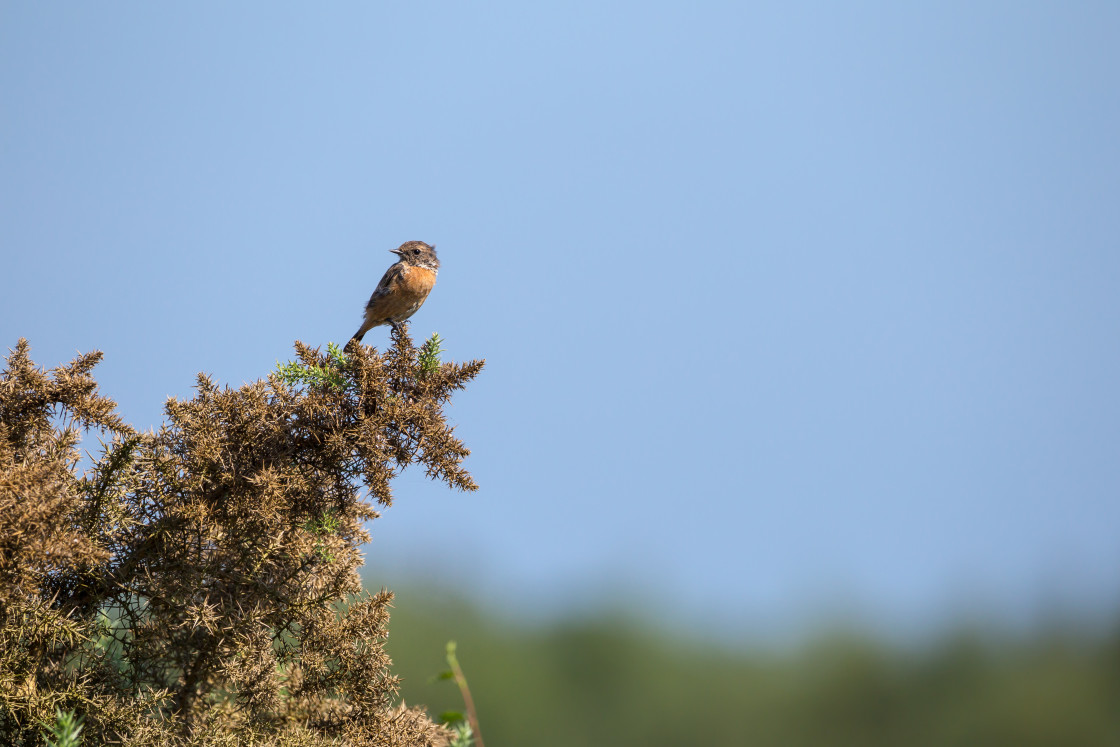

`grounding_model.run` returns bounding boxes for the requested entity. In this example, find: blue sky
[3,2,1119,641]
